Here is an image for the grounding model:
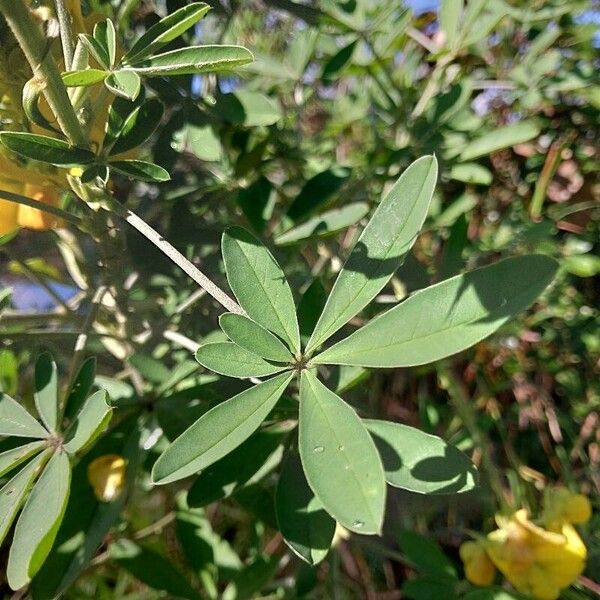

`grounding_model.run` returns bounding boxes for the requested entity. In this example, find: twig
[0,189,82,226]
[406,26,439,54]
[163,330,200,353]
[54,0,74,70]
[110,200,243,315]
